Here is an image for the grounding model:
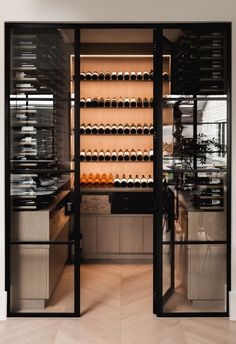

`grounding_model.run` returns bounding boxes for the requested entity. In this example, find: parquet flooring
[0,263,236,344]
